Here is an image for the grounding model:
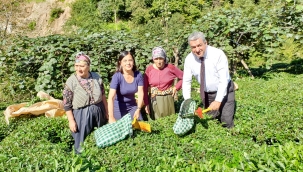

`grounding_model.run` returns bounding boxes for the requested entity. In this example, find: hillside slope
[0,0,74,37]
